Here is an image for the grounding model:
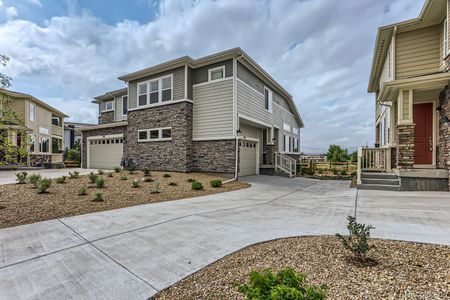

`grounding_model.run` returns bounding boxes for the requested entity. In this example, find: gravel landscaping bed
[154,236,450,300]
[0,171,249,228]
